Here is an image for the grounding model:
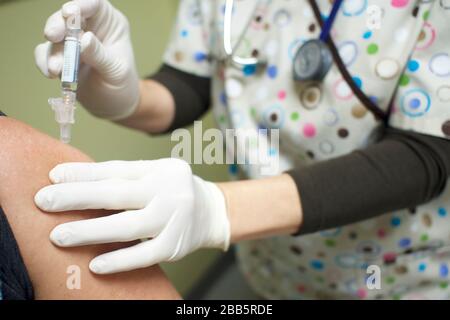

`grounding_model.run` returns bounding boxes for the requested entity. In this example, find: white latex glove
[34,0,140,120]
[34,159,231,274]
